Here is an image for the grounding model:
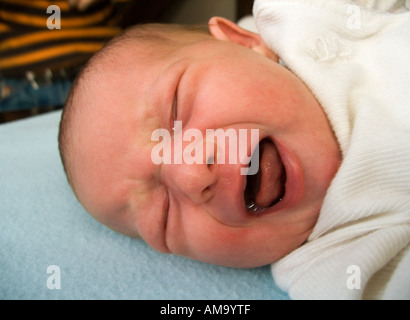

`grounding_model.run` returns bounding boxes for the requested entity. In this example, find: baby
[58,17,341,268]
[59,0,410,299]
